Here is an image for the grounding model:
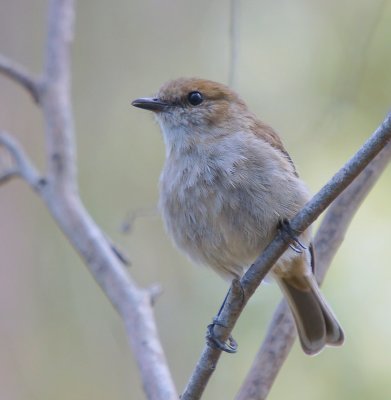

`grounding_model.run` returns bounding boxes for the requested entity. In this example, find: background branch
[0,1,177,399]
[0,131,42,190]
[0,169,17,184]
[41,0,77,187]
[182,112,391,400]
[0,54,41,103]
[235,139,391,400]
